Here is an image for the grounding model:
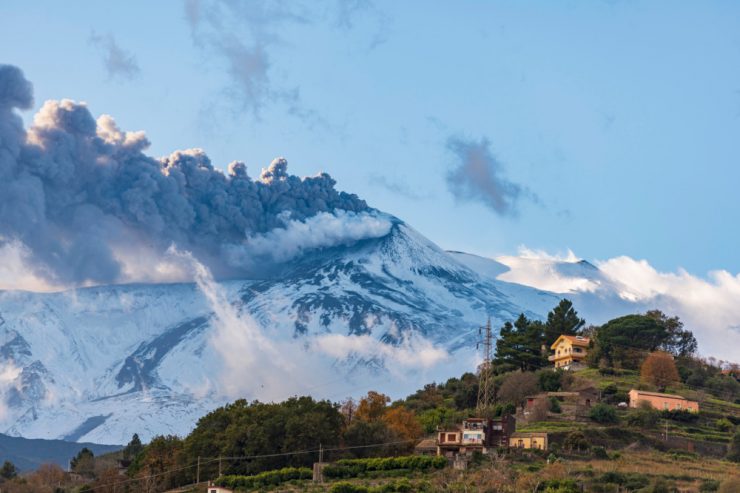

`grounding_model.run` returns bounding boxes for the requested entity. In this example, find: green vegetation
[215,467,312,489]
[323,456,446,479]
